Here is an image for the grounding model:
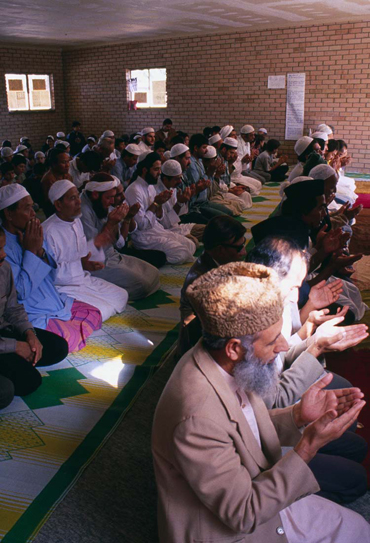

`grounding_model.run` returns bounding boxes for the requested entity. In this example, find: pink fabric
[46,300,102,353]
[354,193,370,208]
